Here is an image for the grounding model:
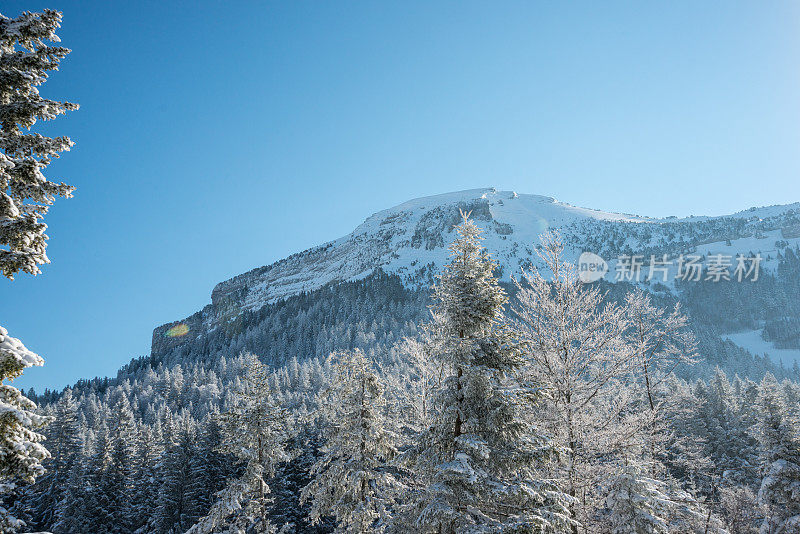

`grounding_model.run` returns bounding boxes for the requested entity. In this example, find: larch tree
[0,9,77,531]
[513,232,638,530]
[301,349,401,533]
[410,214,574,534]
